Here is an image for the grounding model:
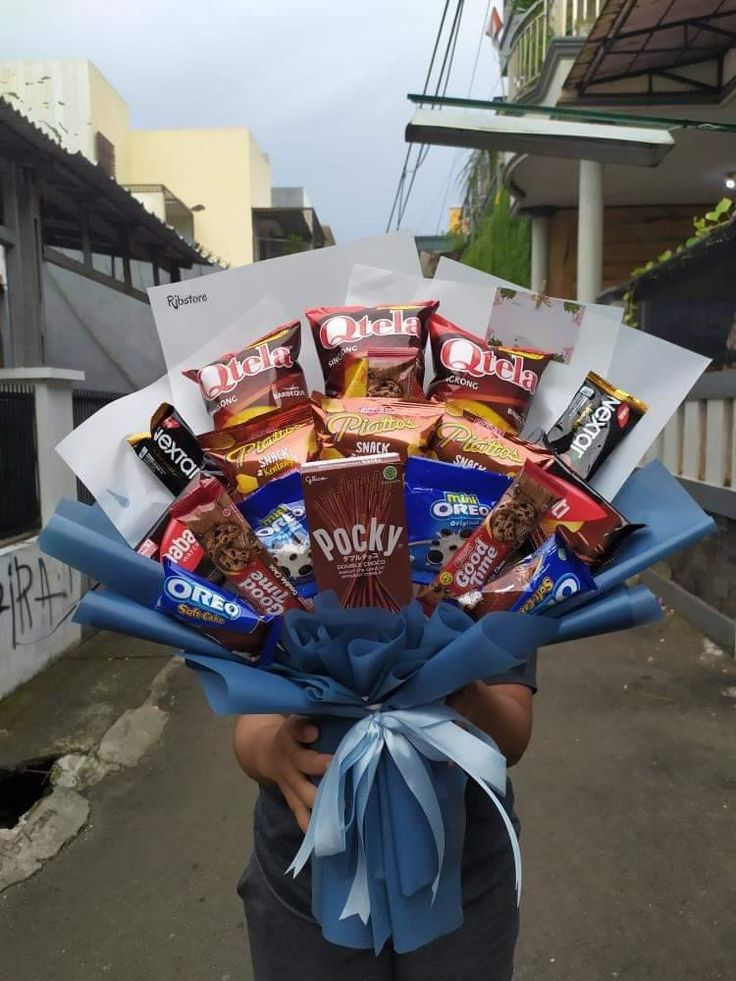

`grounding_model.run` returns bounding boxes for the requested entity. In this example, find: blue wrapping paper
[37,456,713,953]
